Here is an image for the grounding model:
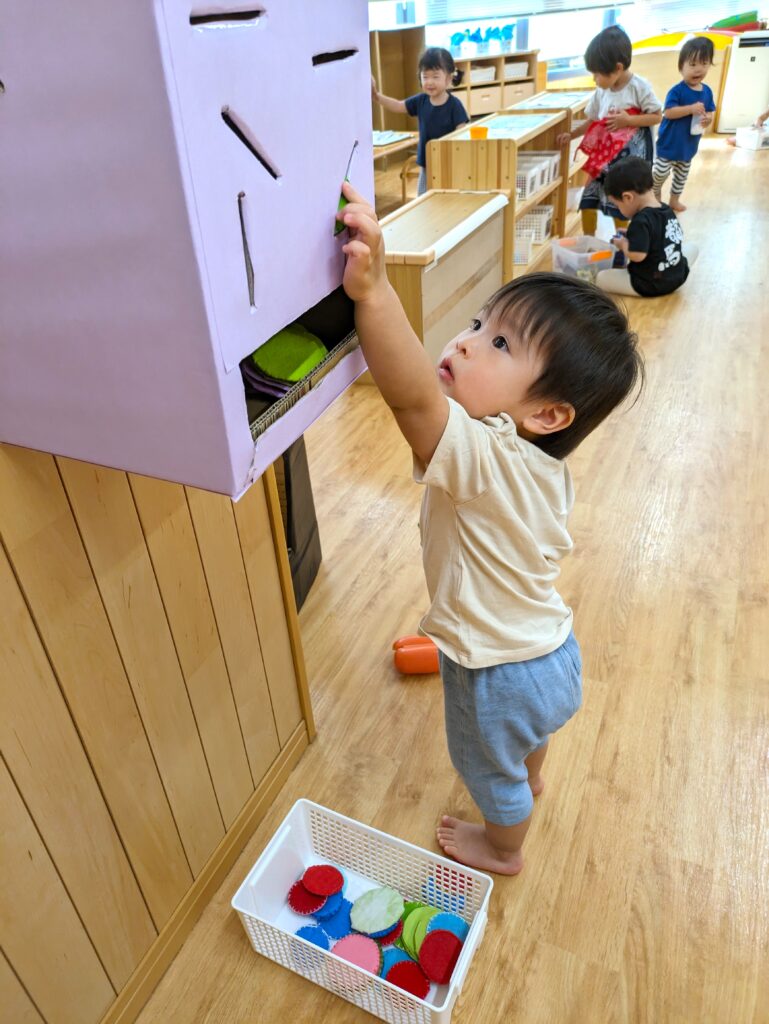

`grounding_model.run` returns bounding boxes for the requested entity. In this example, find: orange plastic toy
[392,634,439,675]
